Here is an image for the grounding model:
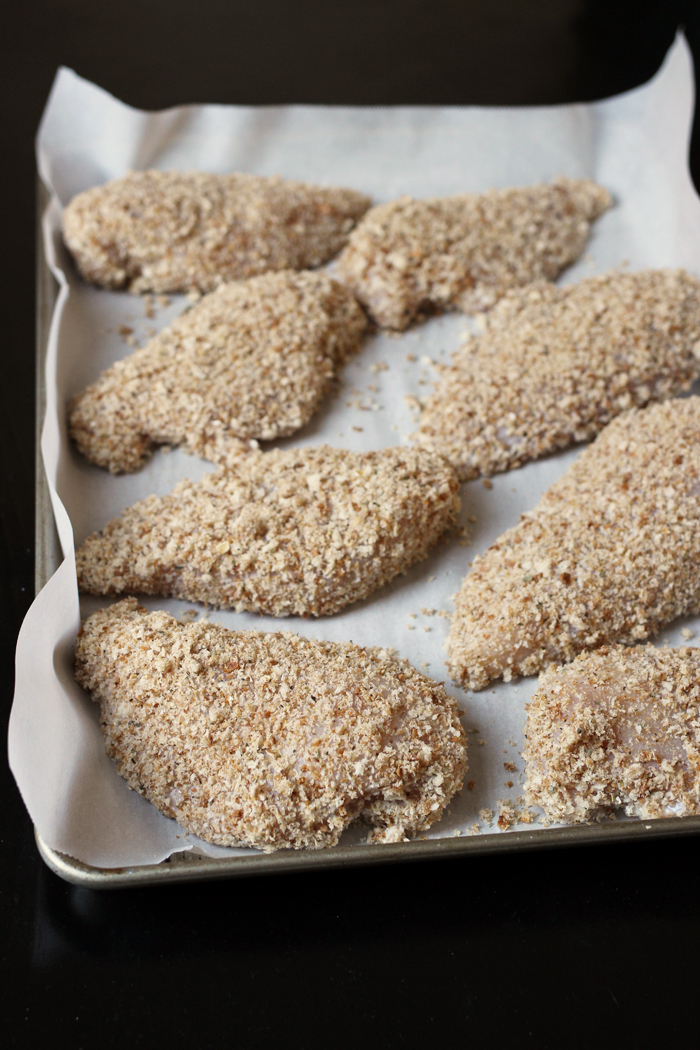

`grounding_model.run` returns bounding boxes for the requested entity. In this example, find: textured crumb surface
[76,445,460,616]
[523,645,700,824]
[69,270,367,473]
[336,177,611,329]
[417,269,700,480]
[74,599,467,851]
[447,397,700,690]
[62,169,371,293]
